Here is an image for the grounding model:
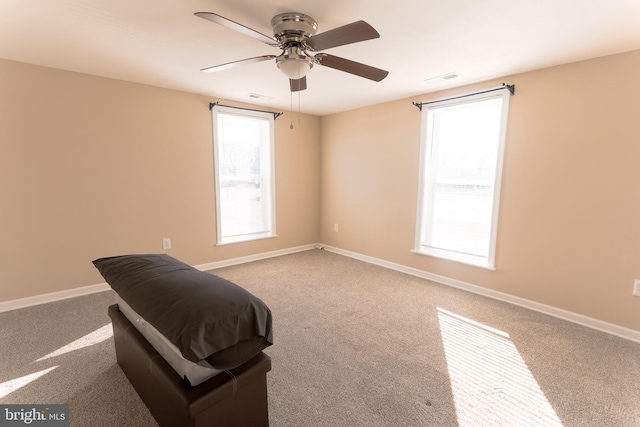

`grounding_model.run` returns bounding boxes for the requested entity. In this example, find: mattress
[116,295,223,386]
[95,254,273,370]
